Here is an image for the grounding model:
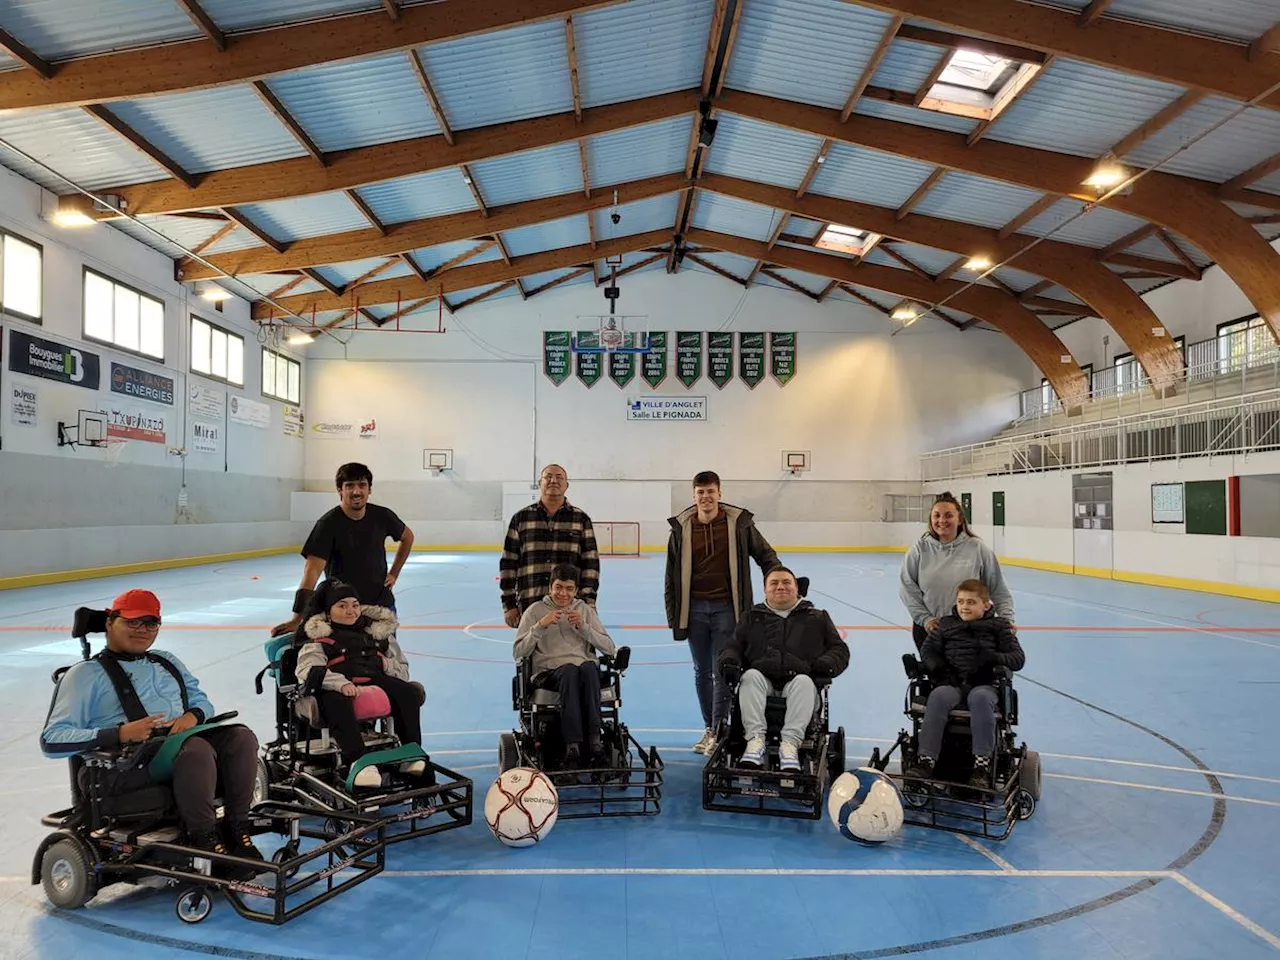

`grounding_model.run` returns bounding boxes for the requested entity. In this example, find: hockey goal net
[595,521,641,557]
